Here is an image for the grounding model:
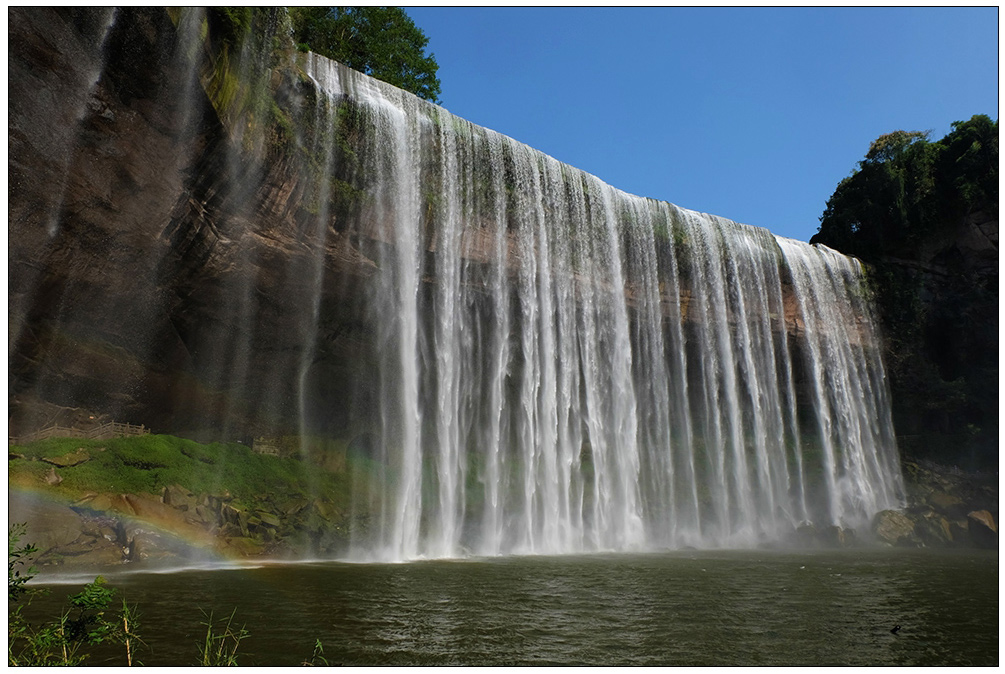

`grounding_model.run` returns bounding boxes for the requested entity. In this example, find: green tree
[934,114,998,216]
[863,129,929,164]
[813,115,998,259]
[289,7,442,103]
[813,128,938,258]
